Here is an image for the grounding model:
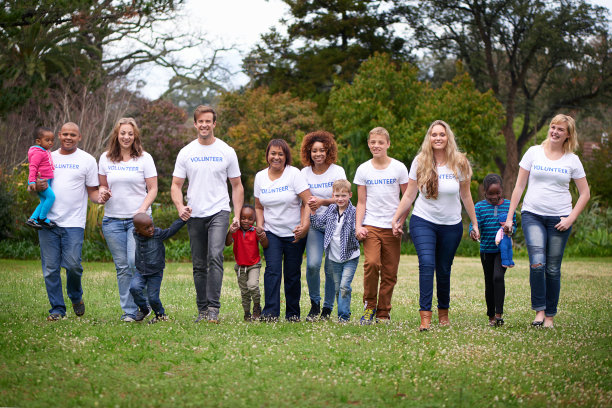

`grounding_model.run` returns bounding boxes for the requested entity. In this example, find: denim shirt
[133,218,186,275]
